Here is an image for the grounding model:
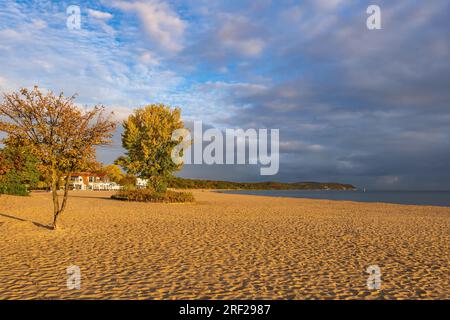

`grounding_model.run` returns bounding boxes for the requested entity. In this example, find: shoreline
[215,189,450,208]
